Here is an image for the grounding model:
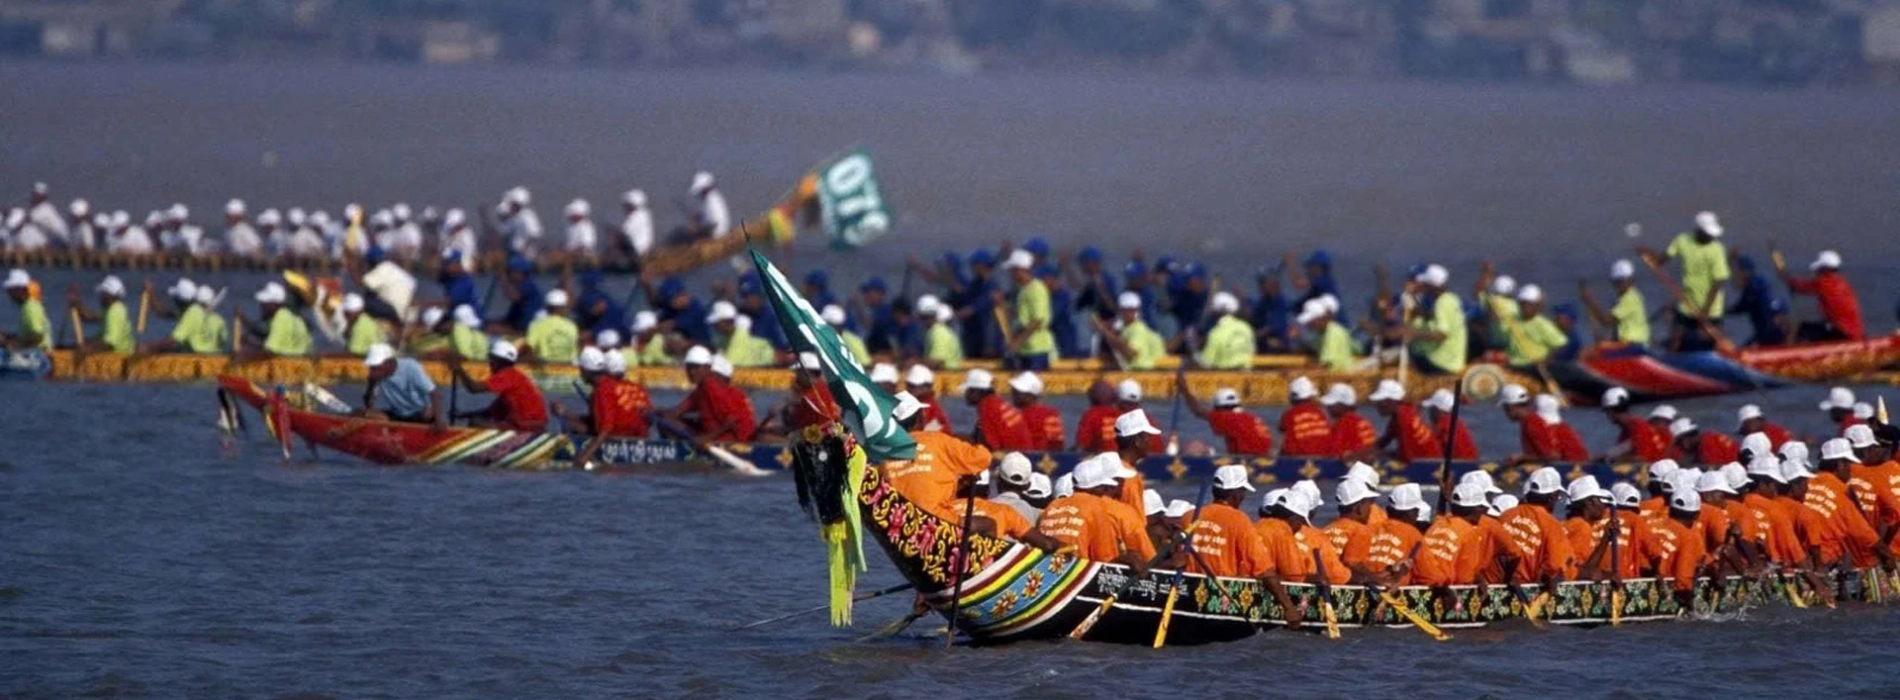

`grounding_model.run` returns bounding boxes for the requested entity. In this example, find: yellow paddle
[1151,578,1182,648]
[1371,584,1448,641]
[1311,549,1340,640]
[135,280,150,334]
